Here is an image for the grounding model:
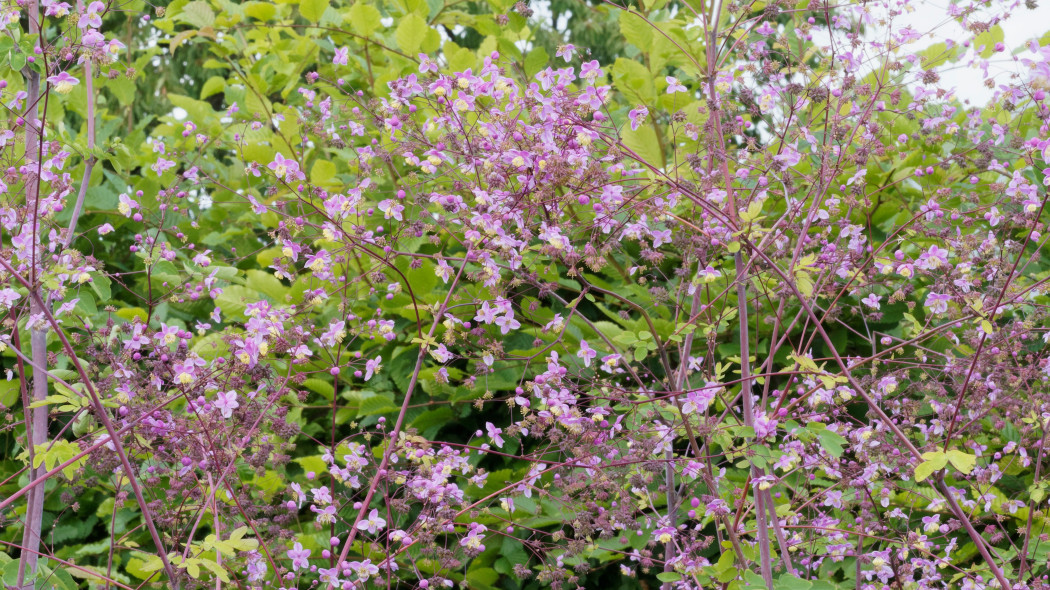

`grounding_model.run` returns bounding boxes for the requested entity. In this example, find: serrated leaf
[179,1,215,28]
[619,9,653,50]
[299,0,326,21]
[137,555,165,573]
[612,57,655,104]
[197,558,230,582]
[915,451,947,482]
[348,2,382,36]
[358,395,399,416]
[395,12,427,55]
[946,449,977,474]
[621,124,662,170]
[243,1,276,20]
[817,429,848,458]
[523,46,549,78]
[200,76,225,99]
[775,574,813,590]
